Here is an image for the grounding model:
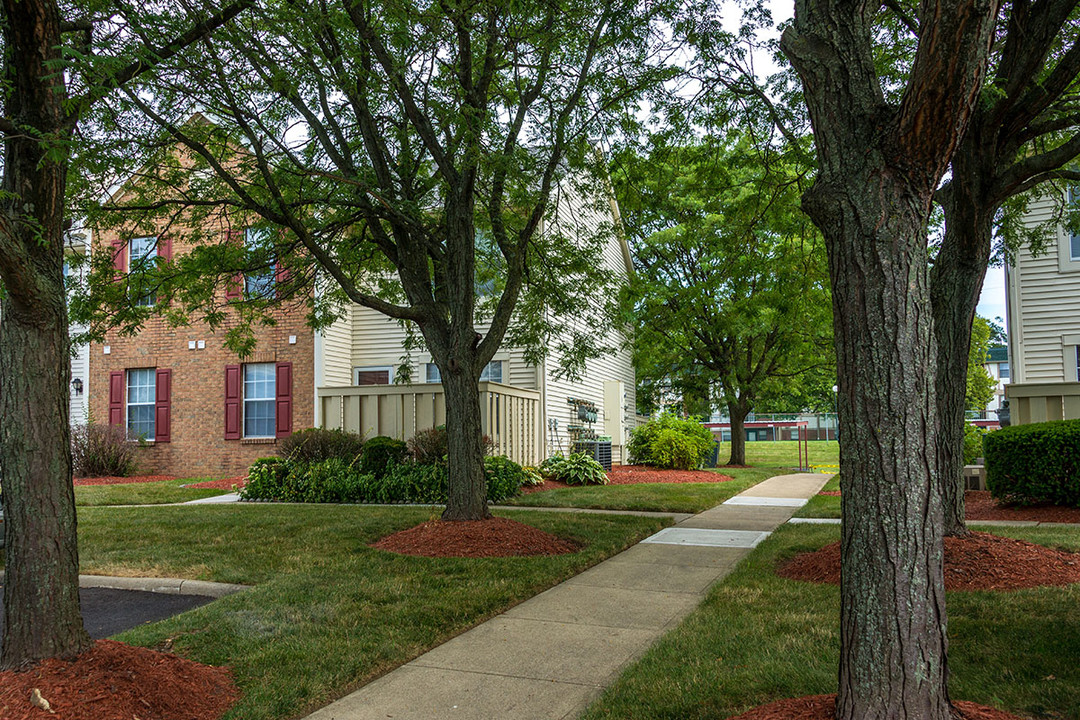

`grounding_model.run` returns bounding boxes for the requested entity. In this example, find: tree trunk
[727,398,751,465]
[0,0,91,670]
[439,355,491,521]
[932,133,996,538]
[803,176,951,719]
